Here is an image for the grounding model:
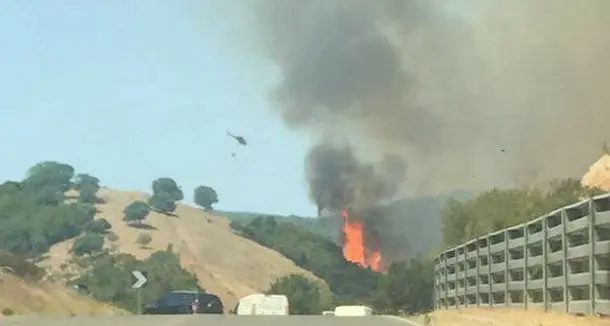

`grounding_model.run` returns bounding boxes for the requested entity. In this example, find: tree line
[74,245,201,312]
[441,178,605,248]
[122,179,219,223]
